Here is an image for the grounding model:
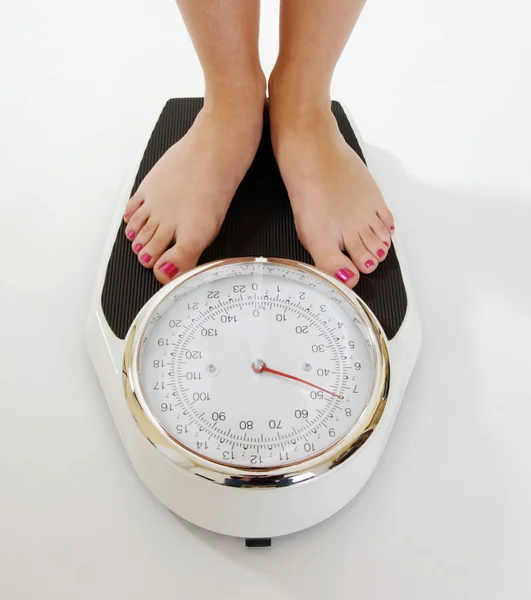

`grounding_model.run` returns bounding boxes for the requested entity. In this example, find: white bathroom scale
[86,98,422,547]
